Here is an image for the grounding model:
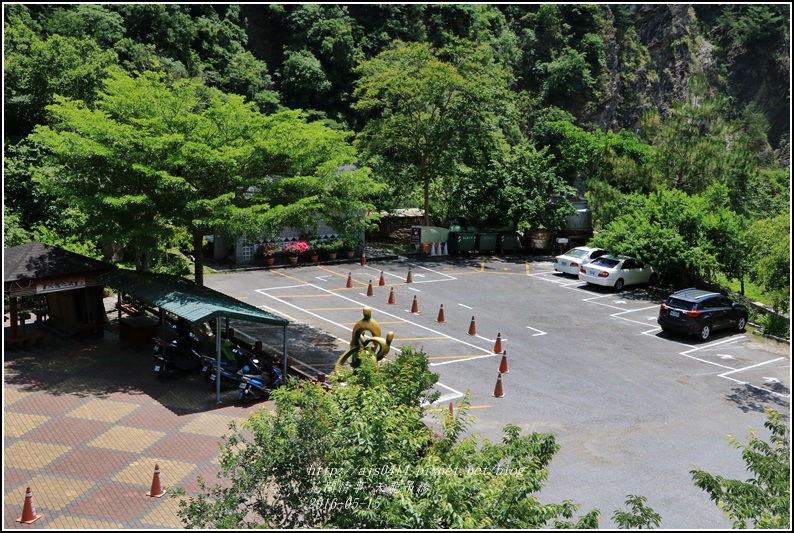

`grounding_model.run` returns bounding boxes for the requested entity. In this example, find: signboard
[556,238,569,244]
[410,227,422,244]
[36,276,86,294]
